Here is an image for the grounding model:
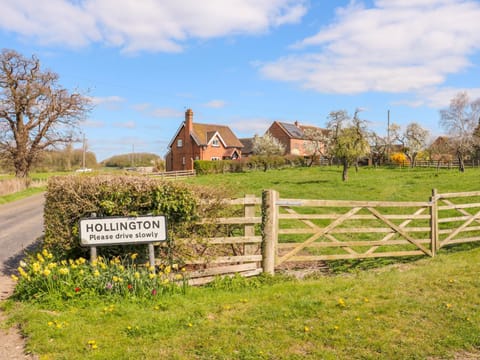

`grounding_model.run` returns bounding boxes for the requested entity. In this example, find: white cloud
[260,0,480,96]
[81,119,104,128]
[149,107,183,118]
[231,118,272,135]
[90,95,125,105]
[204,100,226,108]
[113,121,136,129]
[0,0,307,52]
